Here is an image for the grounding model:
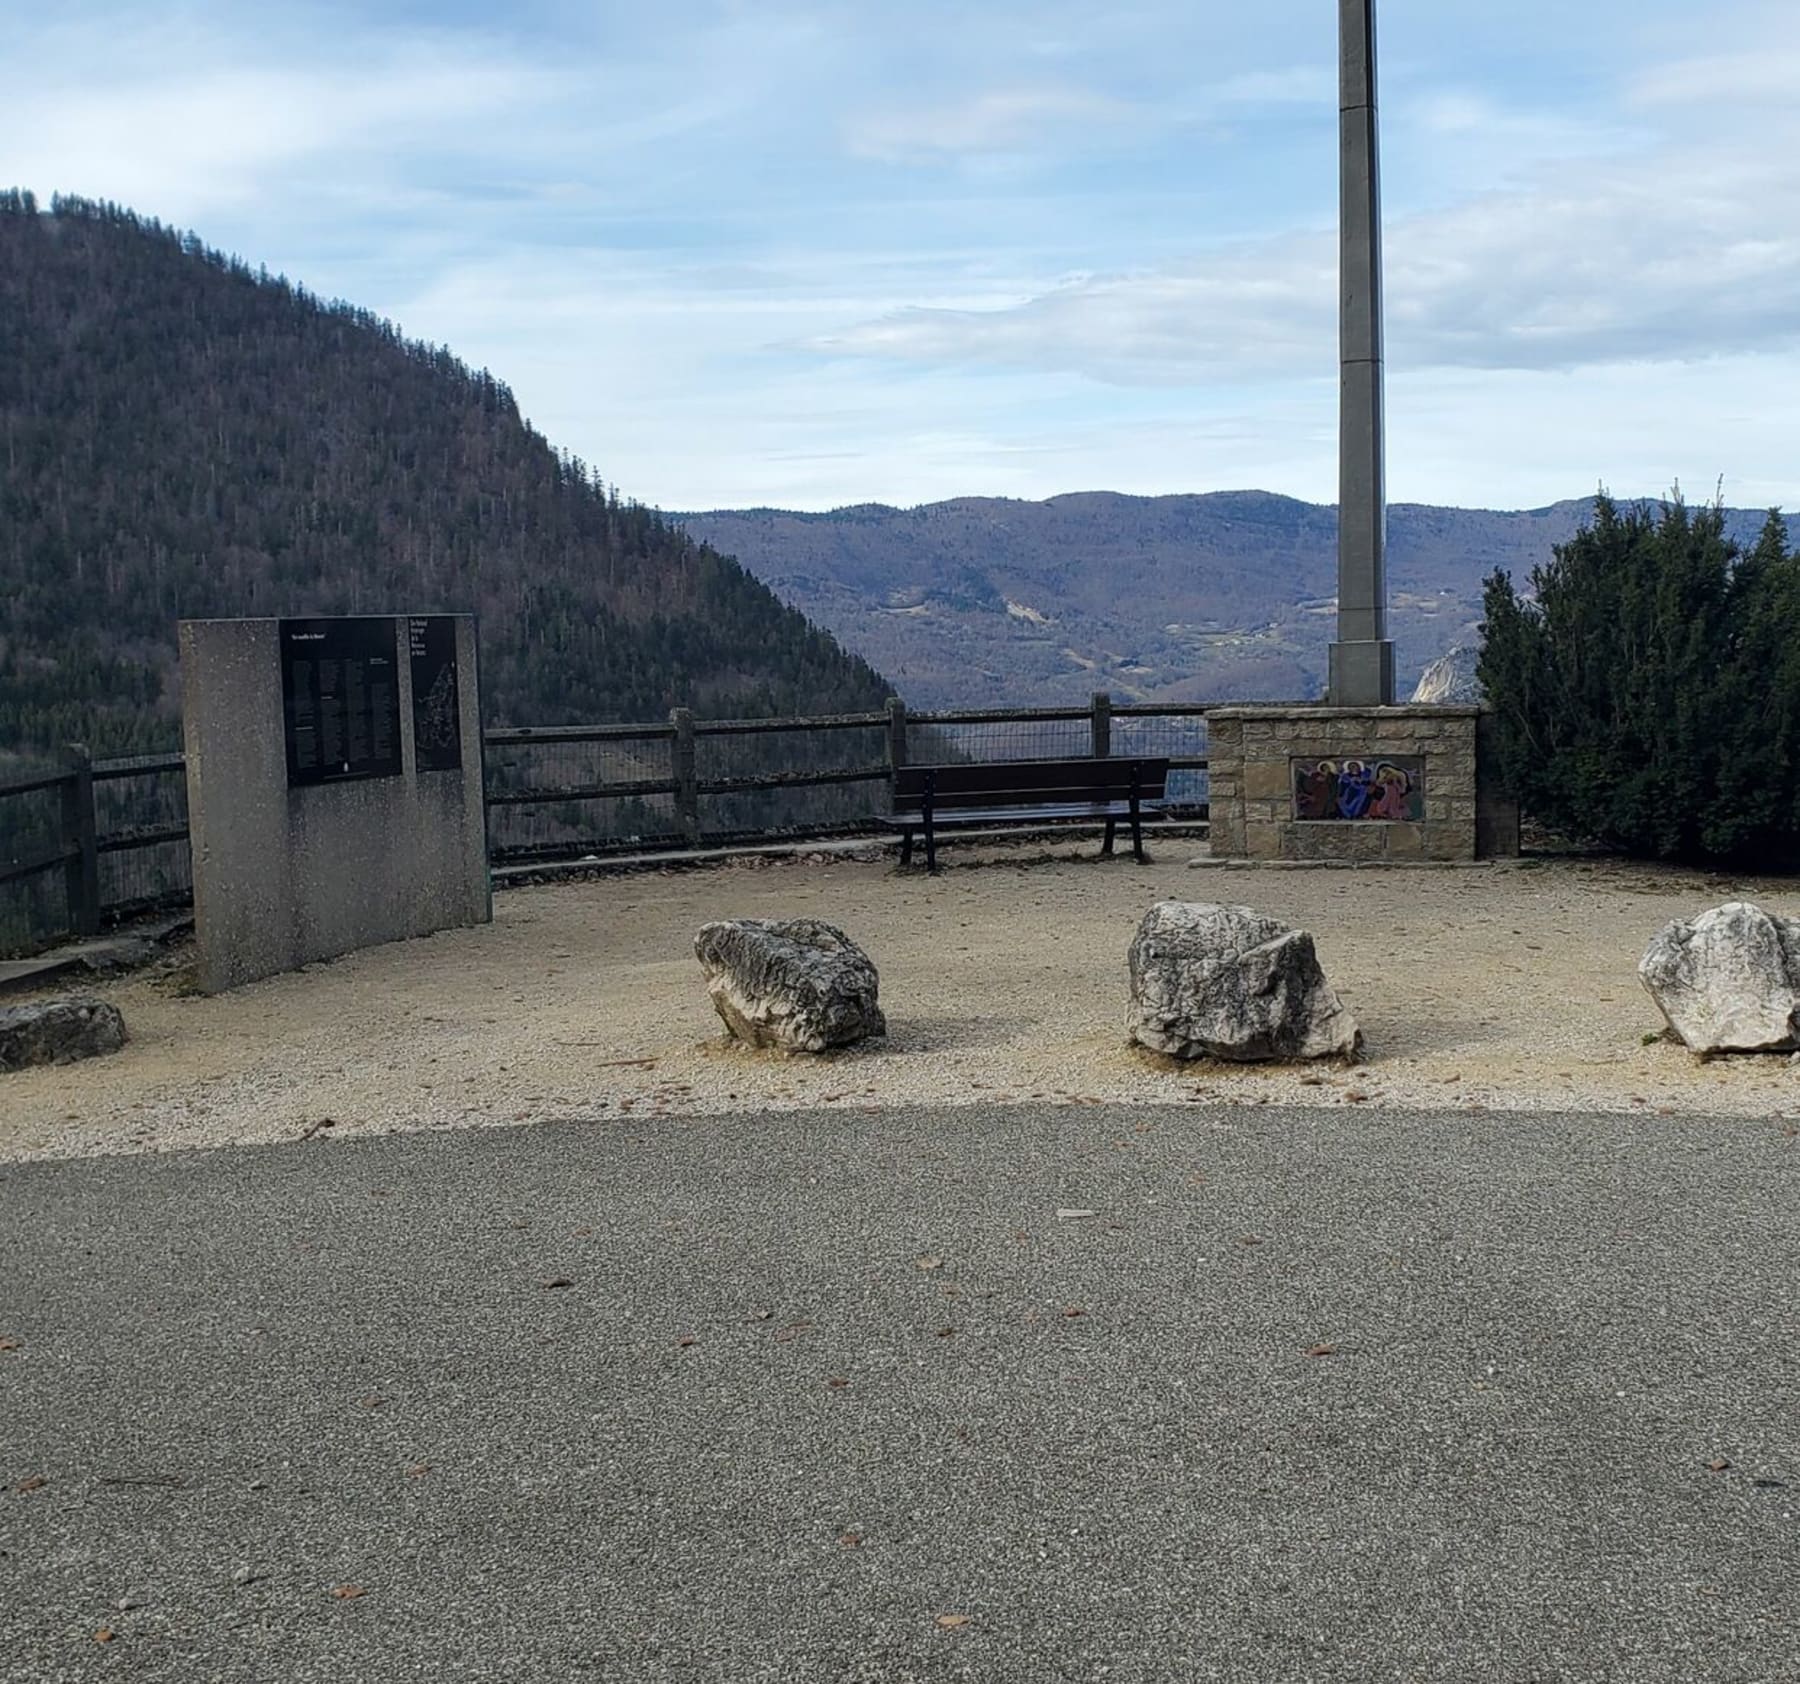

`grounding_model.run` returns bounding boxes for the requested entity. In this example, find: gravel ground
[2,1104,1796,1683]
[2,846,1798,1162]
